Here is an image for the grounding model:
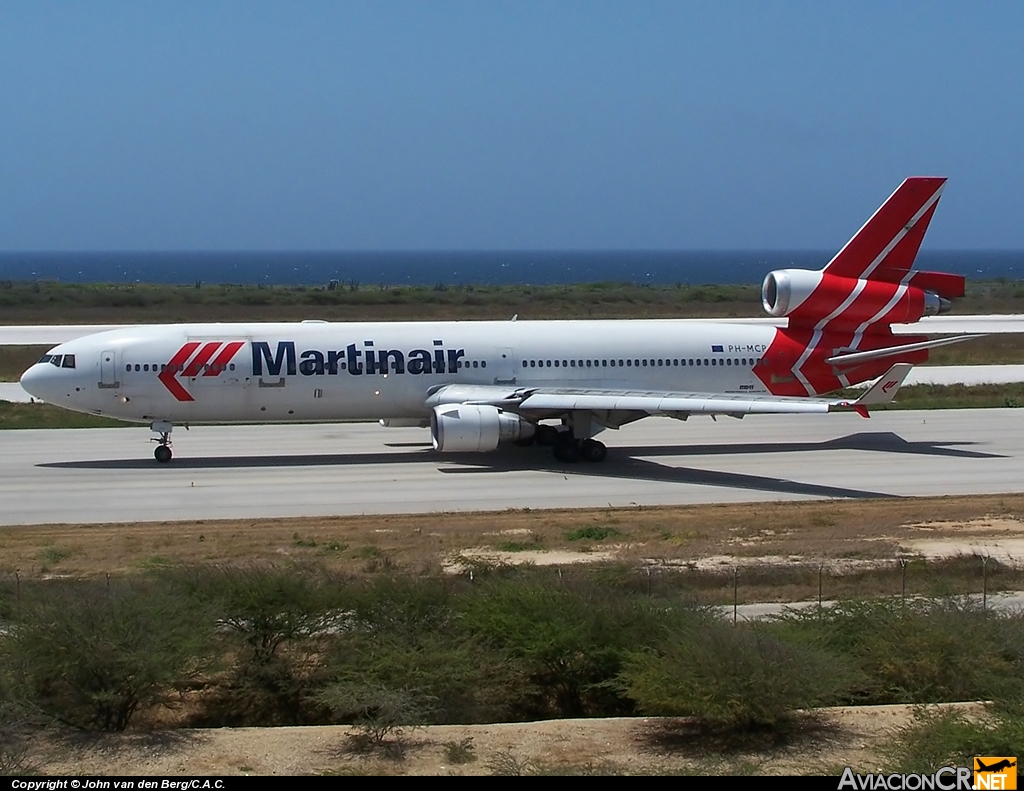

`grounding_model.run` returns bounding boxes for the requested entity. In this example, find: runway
[1,409,1021,526]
